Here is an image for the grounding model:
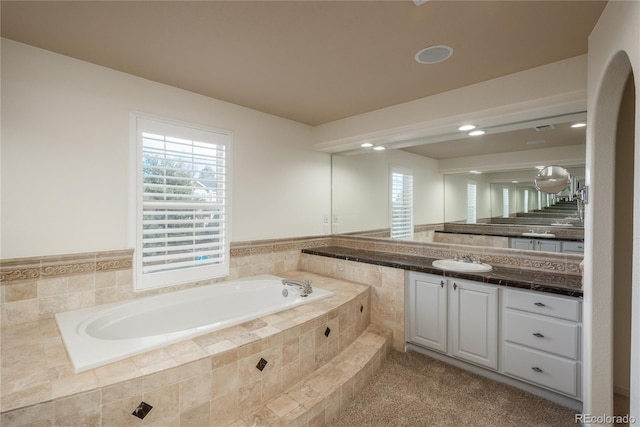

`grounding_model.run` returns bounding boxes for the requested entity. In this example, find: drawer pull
[531,367,544,373]
[534,302,546,307]
[533,332,545,338]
